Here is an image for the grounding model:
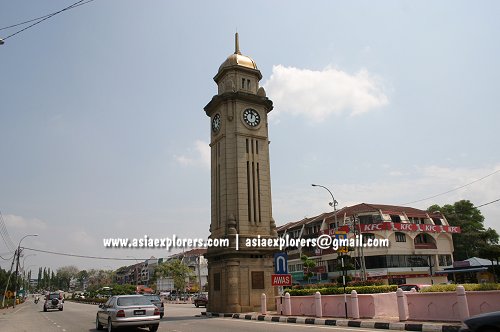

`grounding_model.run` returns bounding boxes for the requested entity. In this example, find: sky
[1,1,499,274]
